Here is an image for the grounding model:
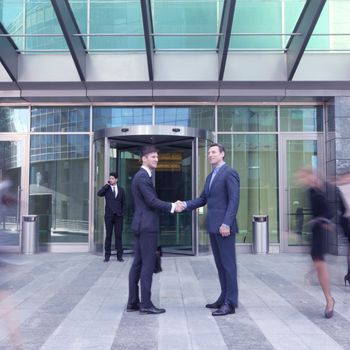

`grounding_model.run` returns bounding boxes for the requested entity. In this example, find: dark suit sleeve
[97,184,109,197]
[138,174,172,212]
[222,169,240,227]
[186,188,207,211]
